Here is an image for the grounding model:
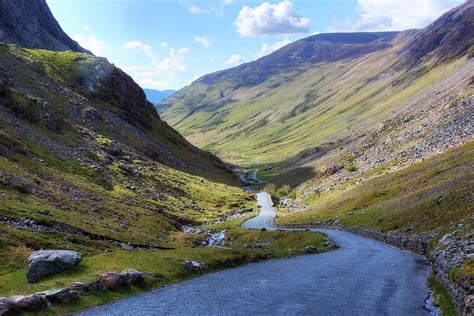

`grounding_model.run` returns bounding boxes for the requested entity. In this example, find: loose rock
[184,260,203,271]
[36,288,79,304]
[98,272,128,290]
[27,250,82,283]
[0,297,21,315]
[10,294,48,312]
[120,269,144,285]
[304,245,318,253]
